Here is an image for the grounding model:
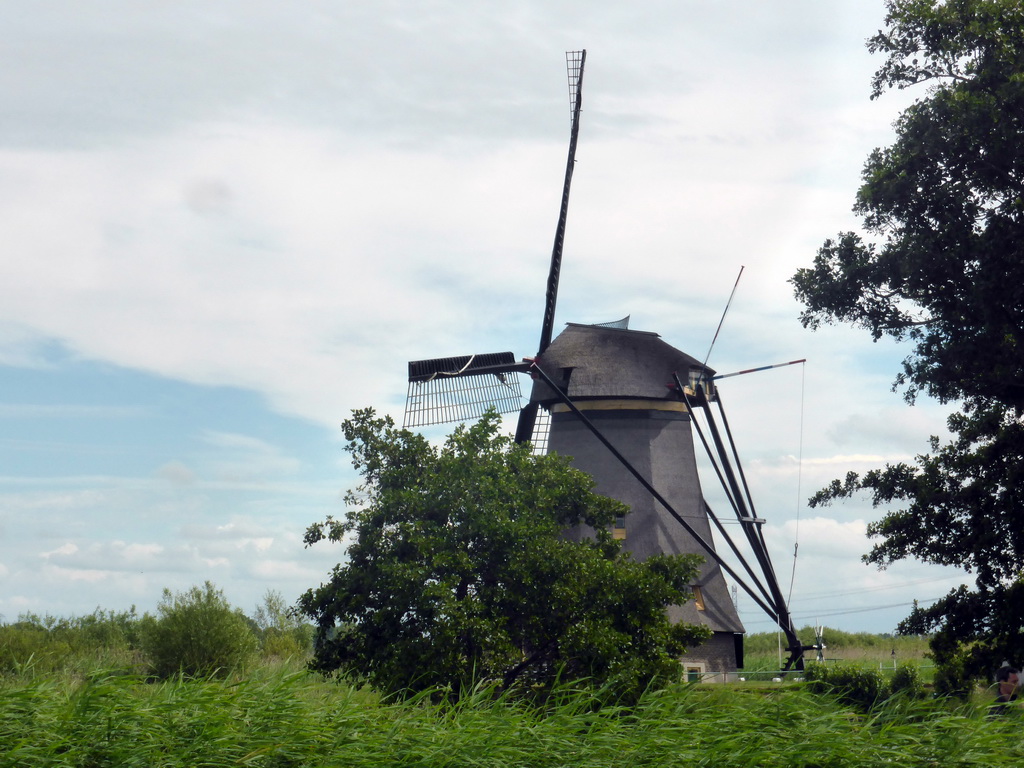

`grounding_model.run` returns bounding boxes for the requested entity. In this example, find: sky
[0,1,971,637]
